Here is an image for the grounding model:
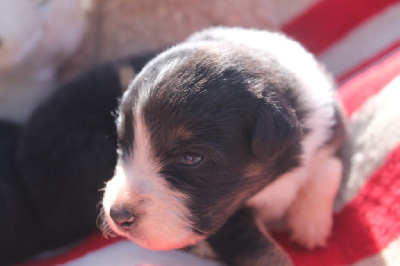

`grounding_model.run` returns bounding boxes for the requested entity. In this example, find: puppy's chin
[105,215,206,251]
